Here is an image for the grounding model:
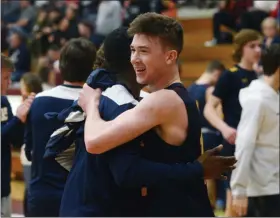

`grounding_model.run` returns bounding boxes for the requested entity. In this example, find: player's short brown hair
[59,38,96,82]
[1,53,14,71]
[232,29,262,62]
[128,12,184,56]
